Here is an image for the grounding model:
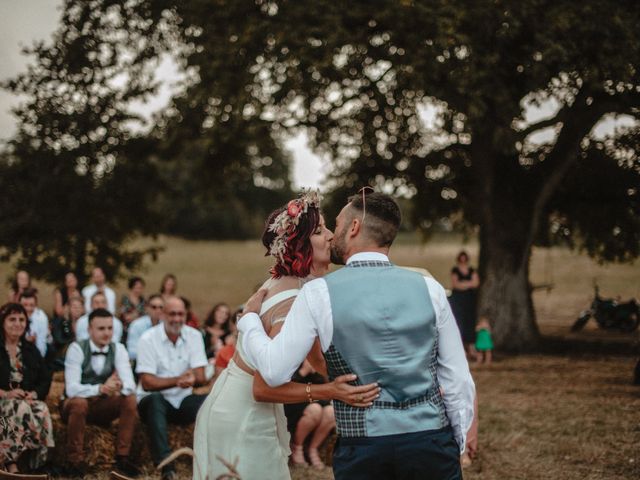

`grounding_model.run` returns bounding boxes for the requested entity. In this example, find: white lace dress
[193,287,299,480]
